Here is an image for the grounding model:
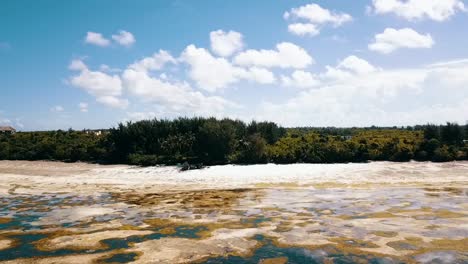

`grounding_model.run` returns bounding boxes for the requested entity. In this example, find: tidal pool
[0,161,467,263]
